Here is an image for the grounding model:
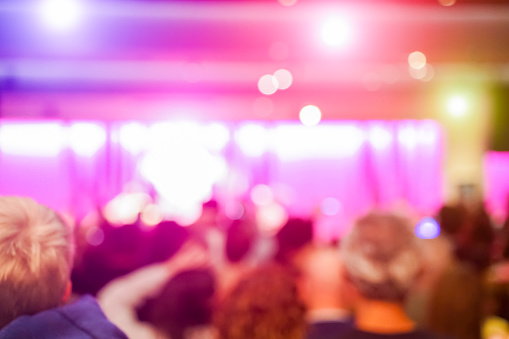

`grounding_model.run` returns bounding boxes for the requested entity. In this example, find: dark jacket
[0,295,128,339]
